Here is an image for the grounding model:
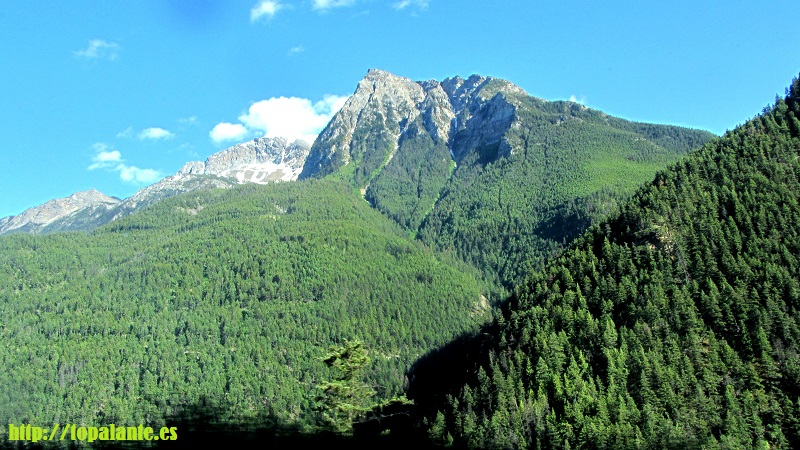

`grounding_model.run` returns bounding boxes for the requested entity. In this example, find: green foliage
[416,95,714,291]
[0,179,488,432]
[314,340,376,434]
[413,74,800,448]
[316,83,714,293]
